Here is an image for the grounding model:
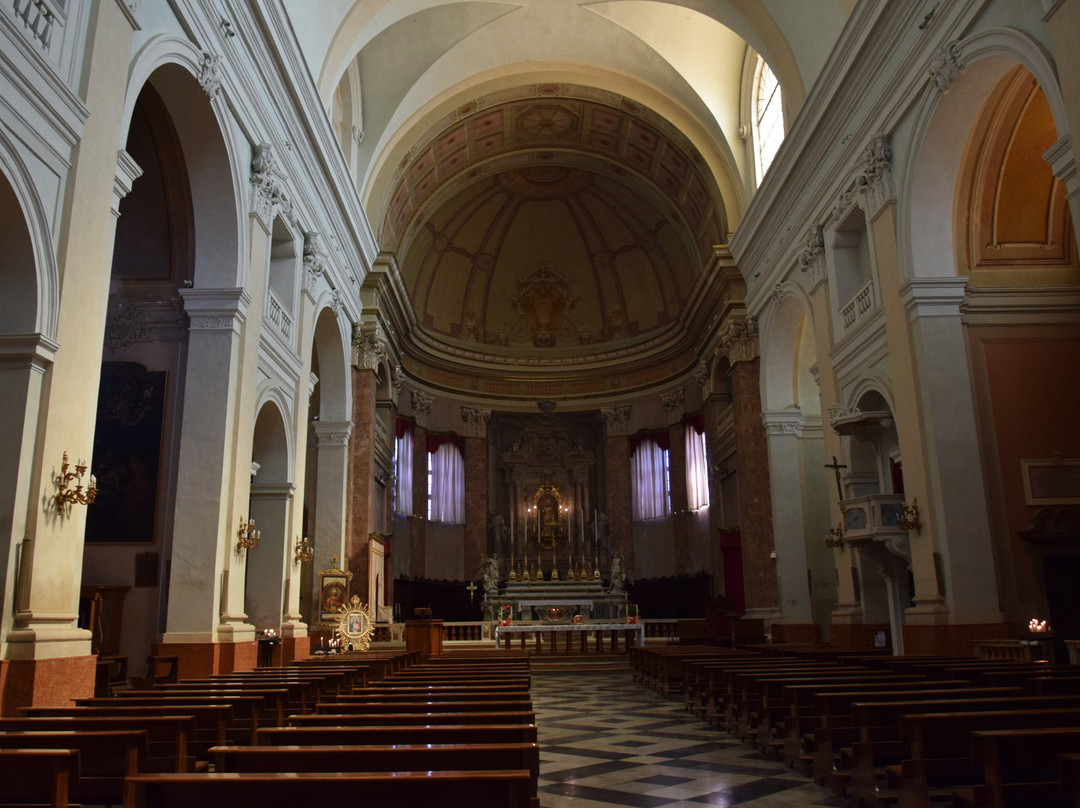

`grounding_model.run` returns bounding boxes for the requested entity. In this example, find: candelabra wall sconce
[825,521,845,550]
[236,517,260,551]
[55,452,98,509]
[897,498,922,533]
[294,535,313,563]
